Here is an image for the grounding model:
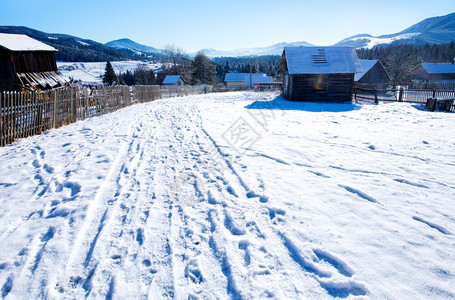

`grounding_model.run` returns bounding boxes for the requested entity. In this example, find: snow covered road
[0,92,454,299]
